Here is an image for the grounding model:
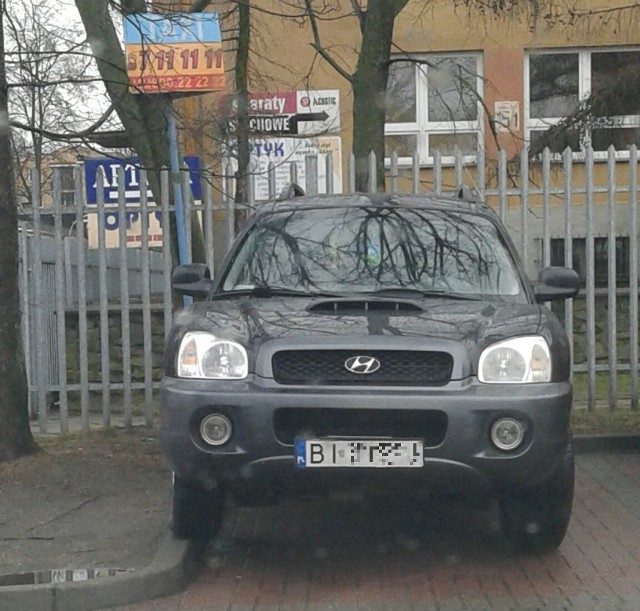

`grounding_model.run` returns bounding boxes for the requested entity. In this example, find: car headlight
[478,336,551,384]
[177,332,248,379]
